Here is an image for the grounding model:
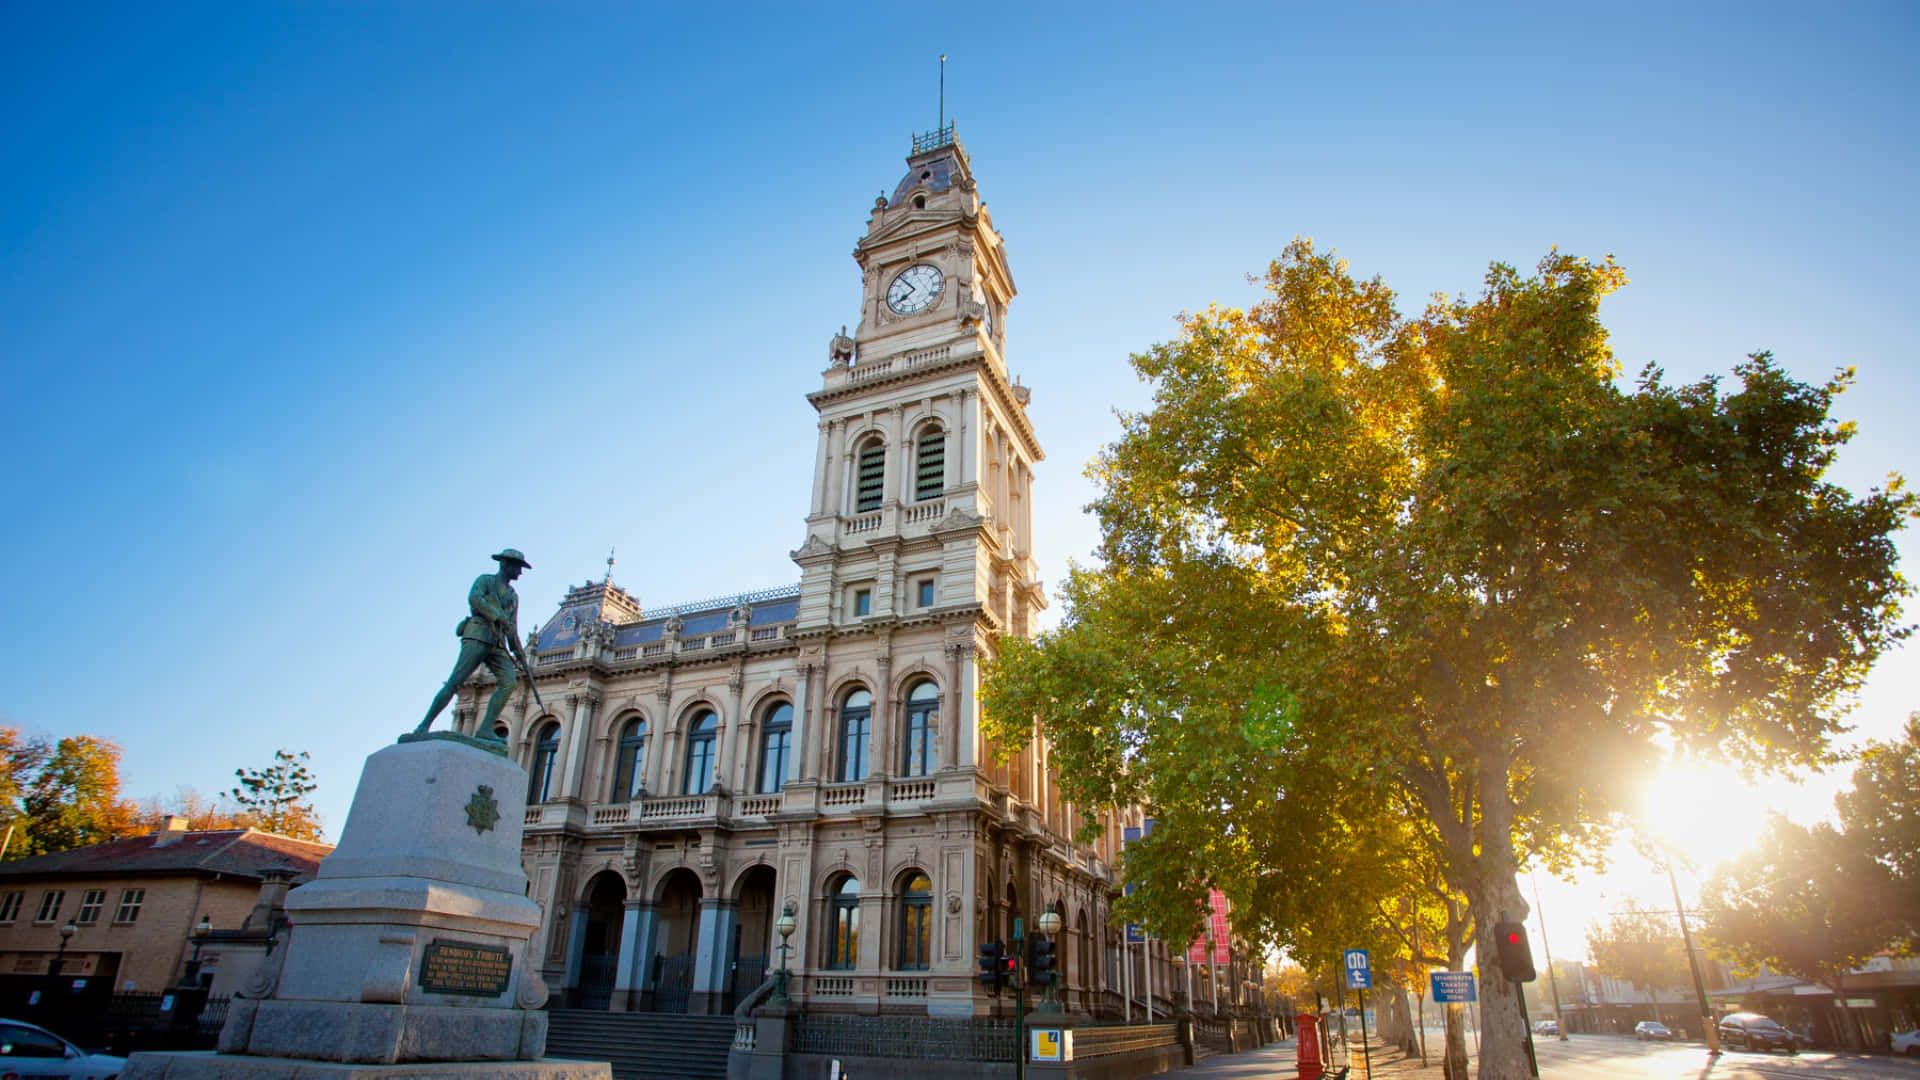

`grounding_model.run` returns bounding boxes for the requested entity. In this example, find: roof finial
[604,546,616,586]
[938,54,947,133]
